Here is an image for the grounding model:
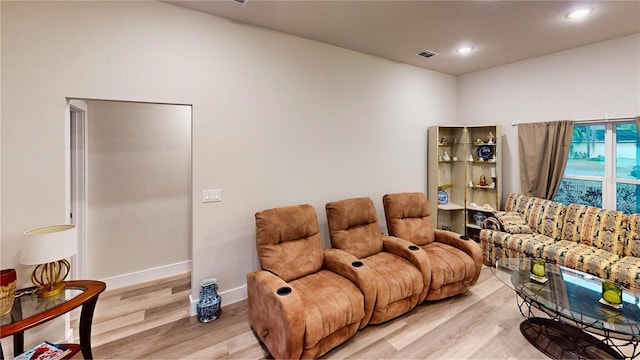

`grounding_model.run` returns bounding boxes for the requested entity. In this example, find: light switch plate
[203,189,222,203]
